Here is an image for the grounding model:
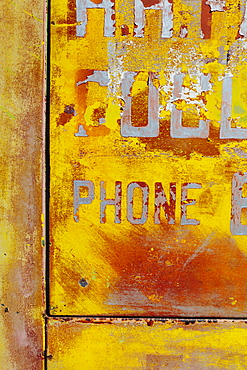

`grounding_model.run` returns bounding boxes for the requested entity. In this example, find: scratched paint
[50,0,247,318]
